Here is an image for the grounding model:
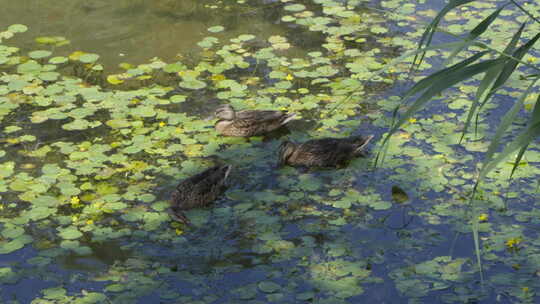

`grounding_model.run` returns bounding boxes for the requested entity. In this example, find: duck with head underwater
[169,165,232,225]
[277,135,374,168]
